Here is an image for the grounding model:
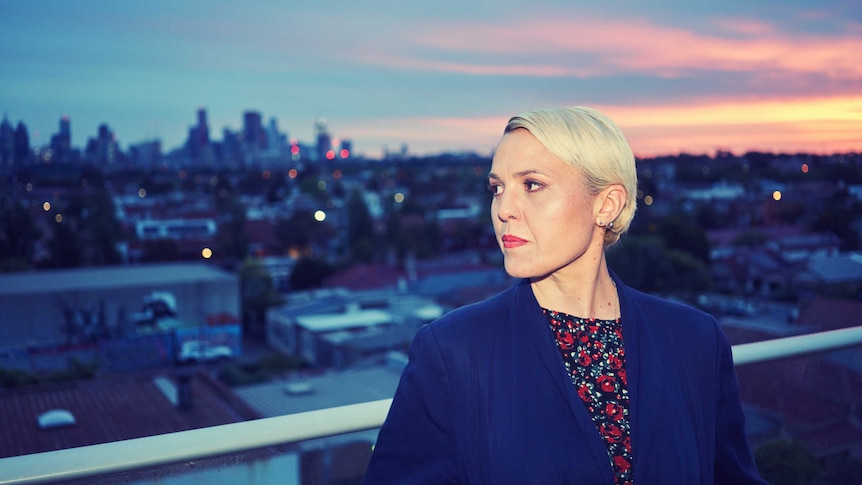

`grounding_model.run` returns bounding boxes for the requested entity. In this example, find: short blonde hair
[505,106,637,246]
